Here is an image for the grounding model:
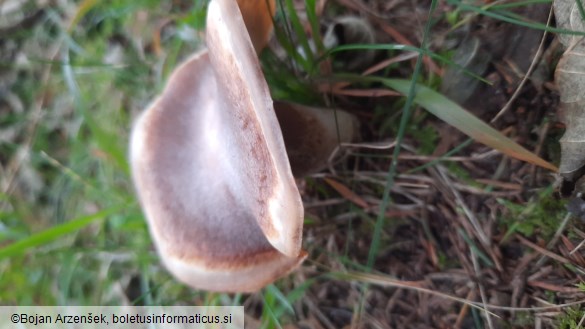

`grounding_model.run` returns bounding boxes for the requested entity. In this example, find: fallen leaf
[554,0,585,180]
[382,79,558,172]
[323,177,369,209]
